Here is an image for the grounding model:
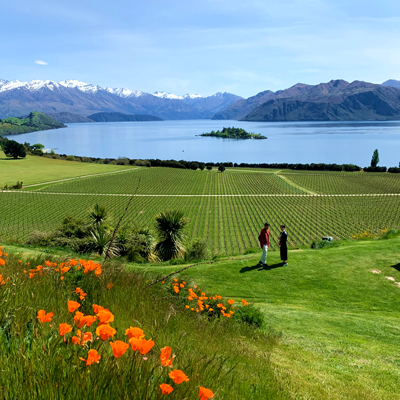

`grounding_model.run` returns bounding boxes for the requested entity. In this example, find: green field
[1,161,400,253]
[0,151,133,187]
[134,236,400,400]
